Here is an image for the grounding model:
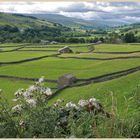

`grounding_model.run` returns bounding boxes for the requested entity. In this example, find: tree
[124,32,136,43]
